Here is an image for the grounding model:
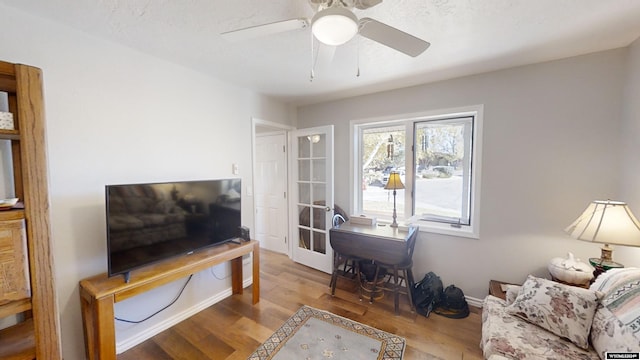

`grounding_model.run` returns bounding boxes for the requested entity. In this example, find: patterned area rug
[248,305,406,360]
